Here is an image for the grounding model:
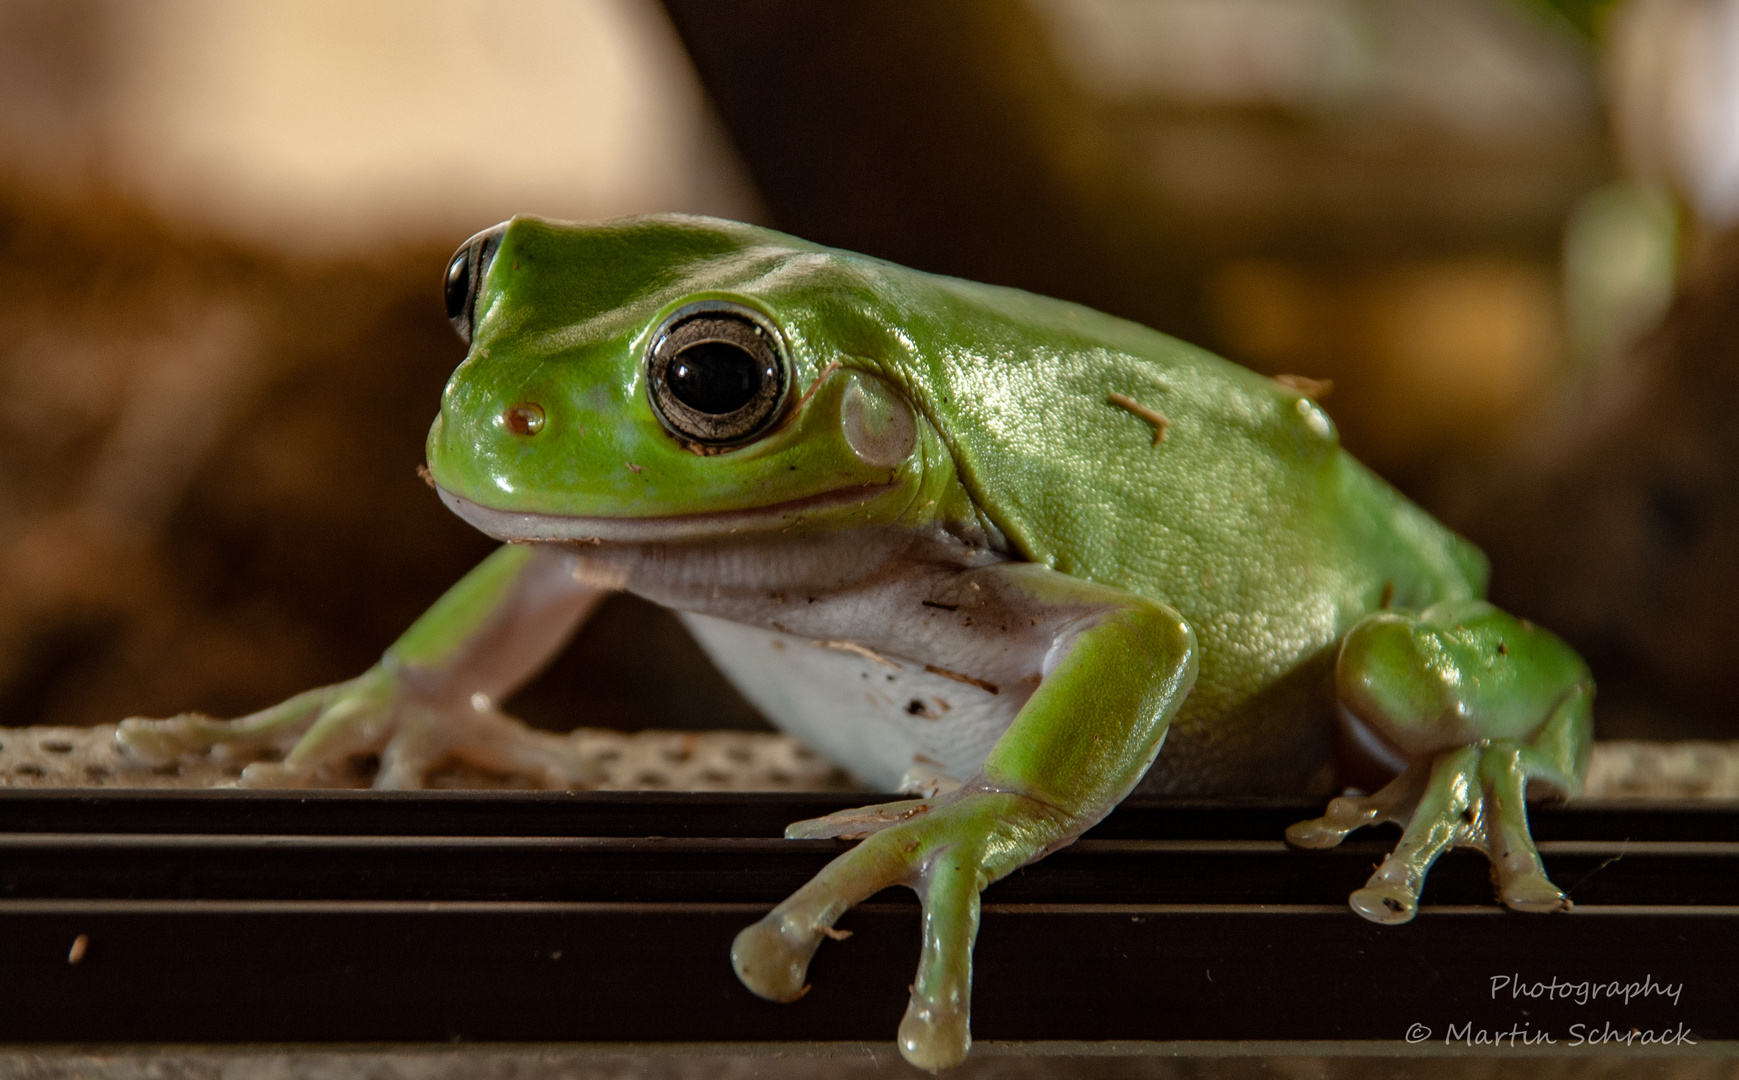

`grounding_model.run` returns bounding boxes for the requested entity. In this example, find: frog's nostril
[503,402,545,436]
